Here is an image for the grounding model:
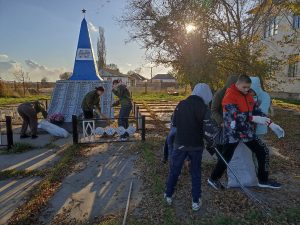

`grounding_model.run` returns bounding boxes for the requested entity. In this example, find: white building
[151,74,177,83]
[254,6,300,99]
[99,68,129,86]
